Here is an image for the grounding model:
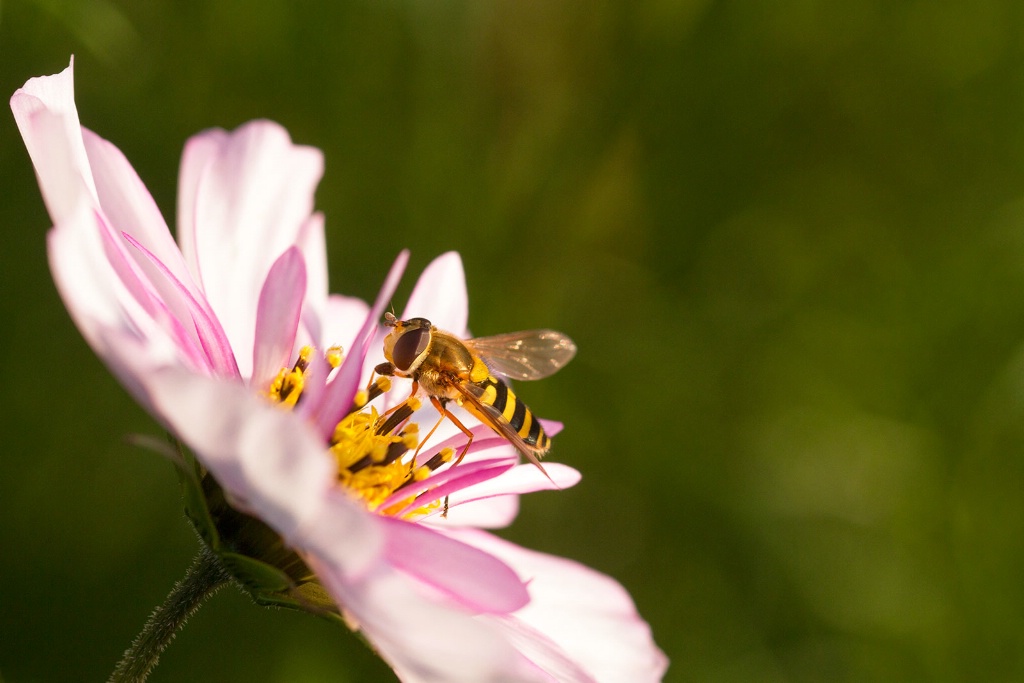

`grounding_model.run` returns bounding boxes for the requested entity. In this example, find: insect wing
[465,329,577,381]
[453,382,549,474]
